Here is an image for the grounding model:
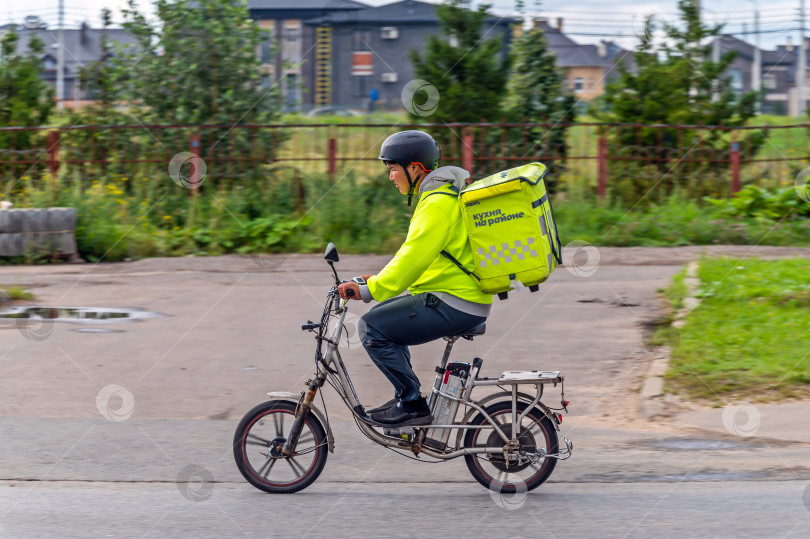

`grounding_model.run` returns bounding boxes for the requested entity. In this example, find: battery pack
[424,362,471,451]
